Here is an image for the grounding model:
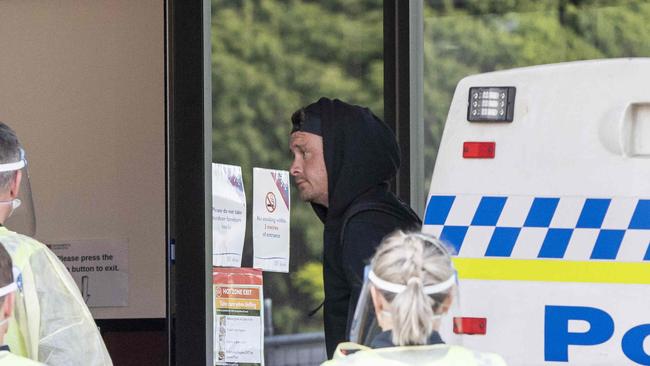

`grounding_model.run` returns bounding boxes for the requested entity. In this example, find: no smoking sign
[265,192,276,213]
[253,168,290,273]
